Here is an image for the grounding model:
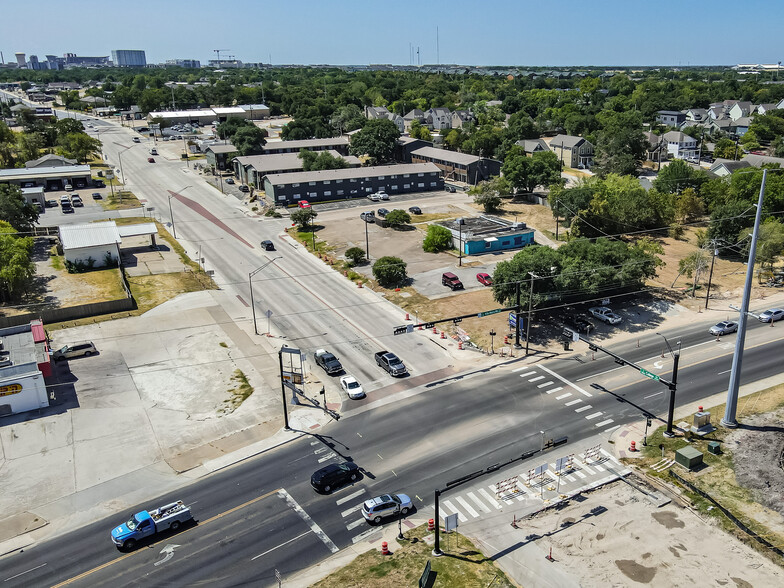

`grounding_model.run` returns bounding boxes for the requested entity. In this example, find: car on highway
[758,308,784,323]
[340,375,365,399]
[260,240,275,251]
[476,272,492,286]
[298,200,311,208]
[377,208,389,217]
[225,178,235,184]
[360,211,375,223]
[310,462,360,493]
[408,206,422,215]
[709,321,738,336]
[361,493,413,524]
[92,192,102,200]
[588,307,622,325]
[147,157,155,163]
